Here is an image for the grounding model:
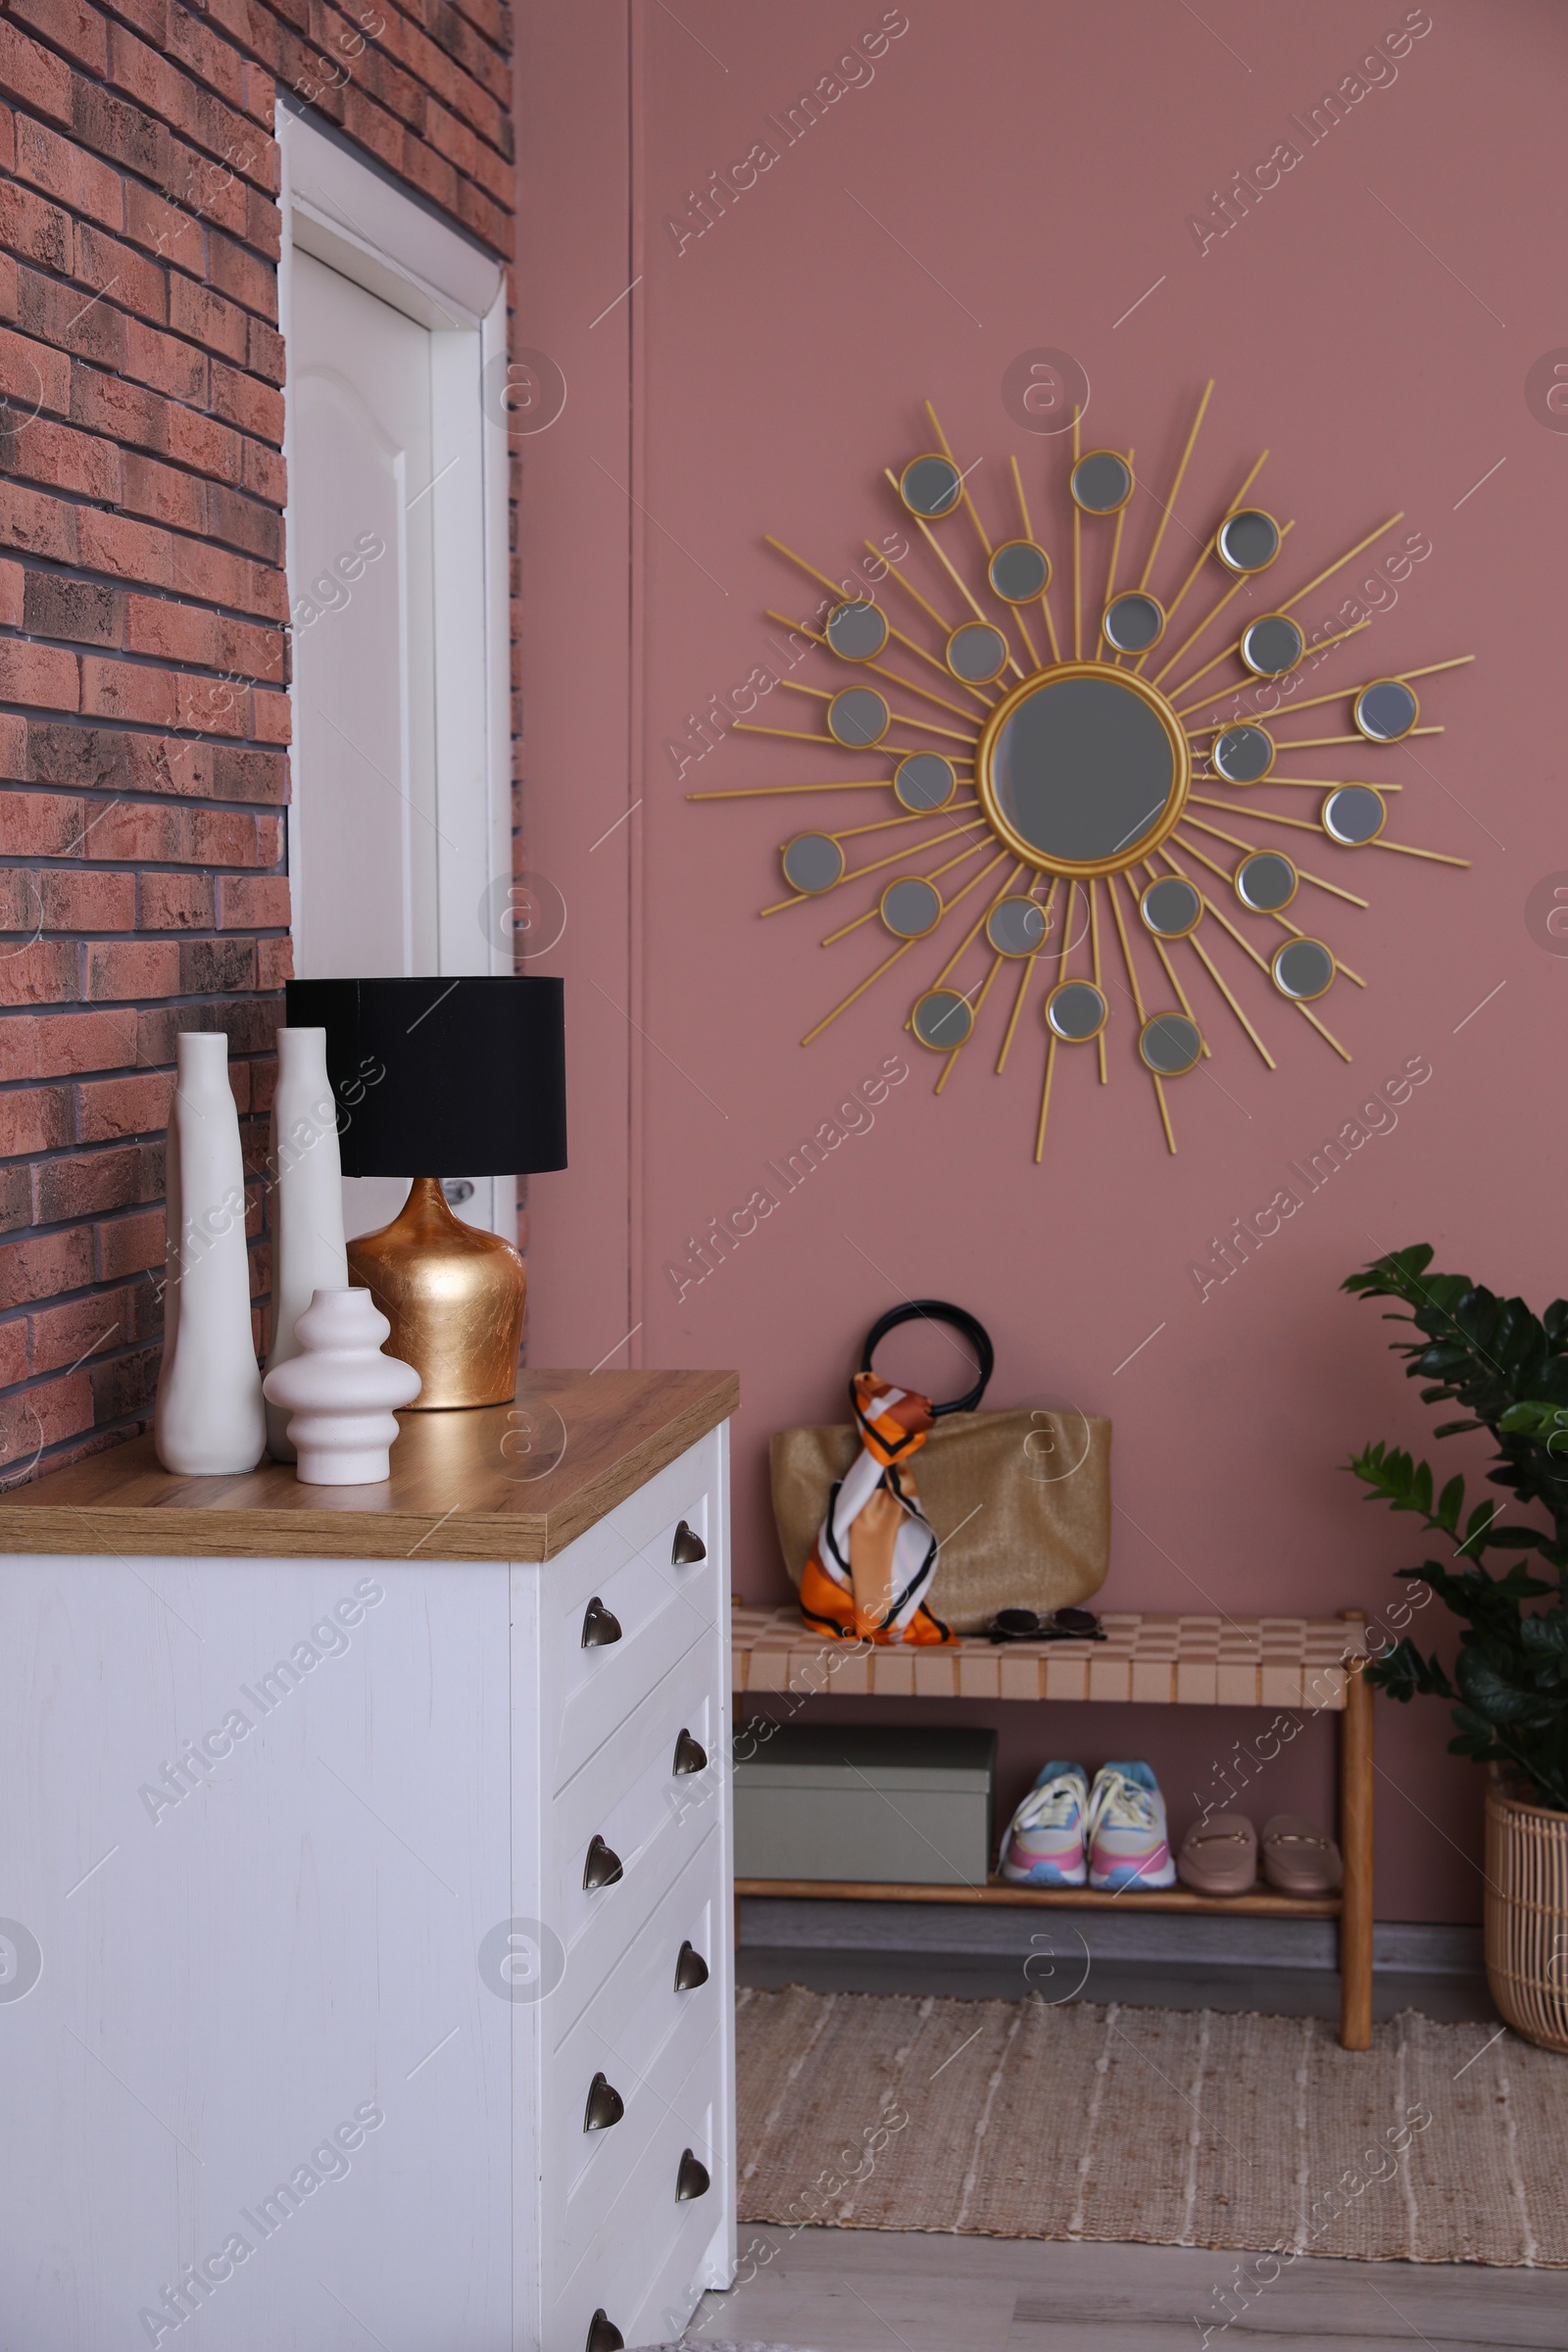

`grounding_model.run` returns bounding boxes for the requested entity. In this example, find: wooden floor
[685,2224,1568,2349]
